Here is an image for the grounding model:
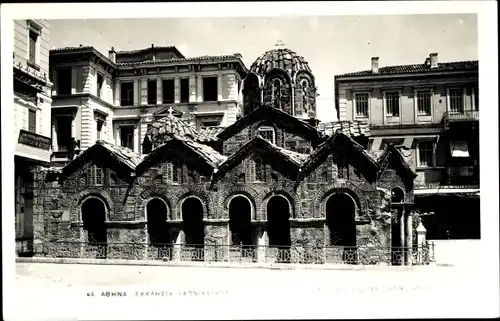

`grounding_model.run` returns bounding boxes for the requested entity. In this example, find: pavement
[6,260,498,320]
